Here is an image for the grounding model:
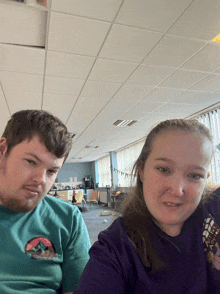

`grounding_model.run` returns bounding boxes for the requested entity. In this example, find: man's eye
[26,159,36,165]
[189,173,203,180]
[48,170,57,175]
